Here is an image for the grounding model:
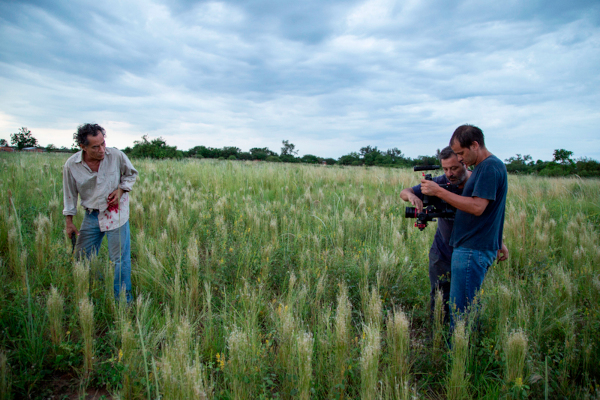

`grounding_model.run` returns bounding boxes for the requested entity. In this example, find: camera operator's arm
[420,179,489,216]
[400,187,423,213]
